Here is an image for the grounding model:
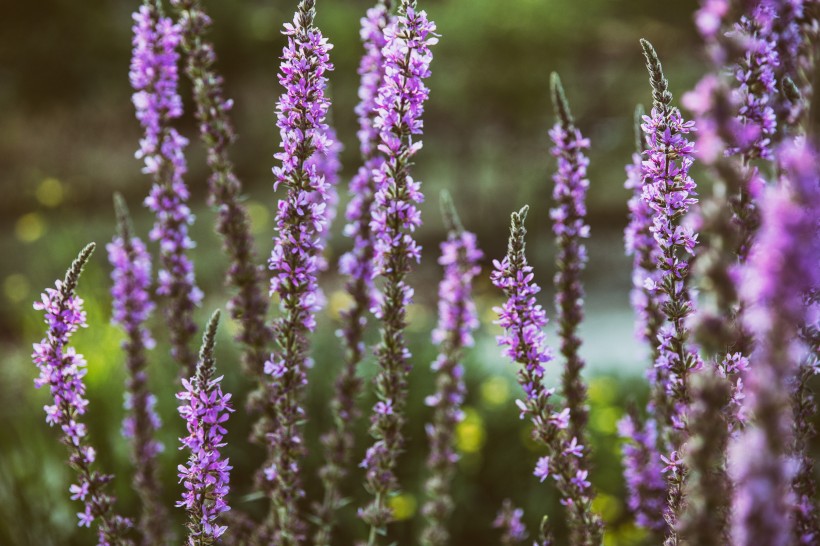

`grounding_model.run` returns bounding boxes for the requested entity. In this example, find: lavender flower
[549,73,591,447]
[493,500,529,546]
[170,0,271,380]
[639,39,702,544]
[421,193,482,546]
[32,244,134,545]
[678,374,731,545]
[491,206,602,545]
[260,1,334,543]
[359,1,437,538]
[130,2,202,376]
[314,4,393,545]
[177,310,234,545]
[108,195,168,545]
[727,4,779,161]
[730,139,820,546]
[618,410,667,533]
